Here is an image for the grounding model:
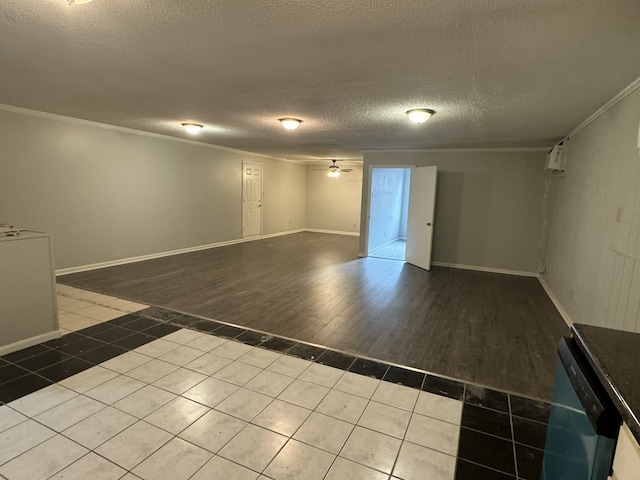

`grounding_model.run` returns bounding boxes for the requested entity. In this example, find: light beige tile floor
[0,286,465,479]
[56,284,148,335]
